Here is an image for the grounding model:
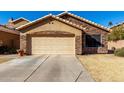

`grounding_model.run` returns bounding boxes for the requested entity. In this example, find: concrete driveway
[0,55,94,82]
